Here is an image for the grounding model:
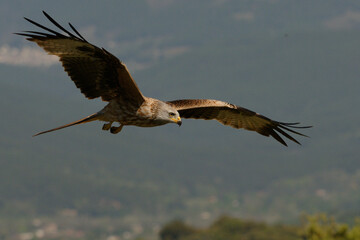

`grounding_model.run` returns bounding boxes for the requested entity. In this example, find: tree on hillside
[159,215,360,240]
[159,216,300,240]
[303,214,360,240]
